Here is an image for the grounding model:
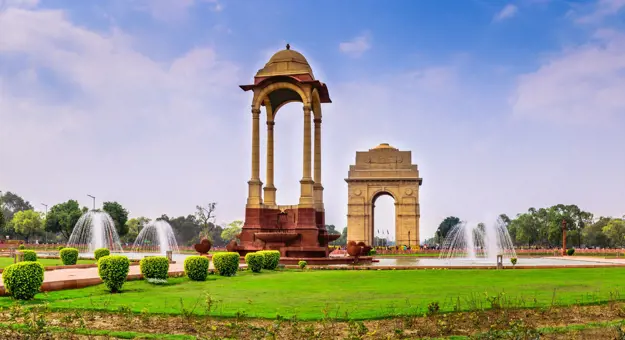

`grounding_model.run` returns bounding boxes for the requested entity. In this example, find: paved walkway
[0,262,189,291]
[545,256,625,264]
